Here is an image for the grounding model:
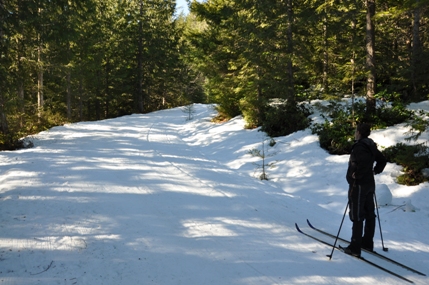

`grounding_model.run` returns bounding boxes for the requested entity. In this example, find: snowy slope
[0,103,428,285]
